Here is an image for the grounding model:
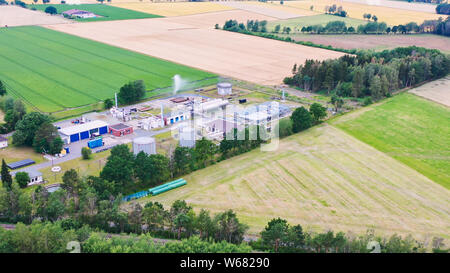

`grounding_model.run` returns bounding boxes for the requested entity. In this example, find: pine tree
[352,68,364,98]
[1,159,13,190]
